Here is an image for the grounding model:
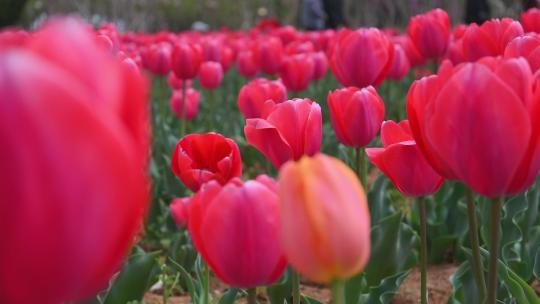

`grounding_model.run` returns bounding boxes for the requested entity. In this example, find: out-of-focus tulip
[142,43,171,75]
[170,88,200,121]
[328,86,385,148]
[389,44,411,80]
[172,41,203,79]
[329,28,394,88]
[171,133,242,192]
[170,197,191,227]
[461,18,524,62]
[167,71,192,90]
[285,40,315,55]
[504,34,540,72]
[407,57,540,197]
[245,98,322,168]
[393,35,425,67]
[0,19,150,304]
[188,176,287,288]
[366,120,444,196]
[199,61,223,89]
[258,36,284,75]
[521,8,540,33]
[278,154,370,283]
[237,50,259,78]
[407,8,451,60]
[238,78,287,119]
[279,53,315,92]
[311,51,328,81]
